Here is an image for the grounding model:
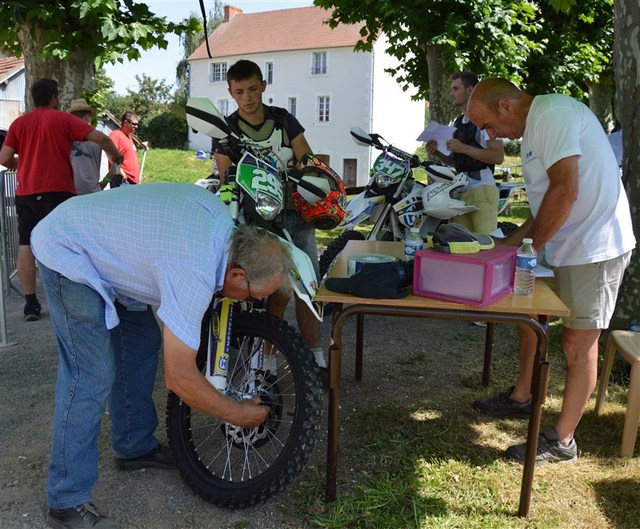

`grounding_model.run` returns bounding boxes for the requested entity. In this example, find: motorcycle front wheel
[165,310,322,508]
